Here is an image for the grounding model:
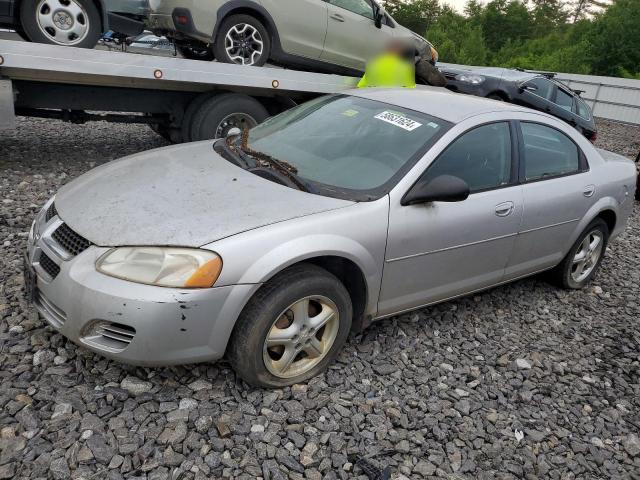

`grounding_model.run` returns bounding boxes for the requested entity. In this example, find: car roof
[439,65,537,81]
[349,86,534,123]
